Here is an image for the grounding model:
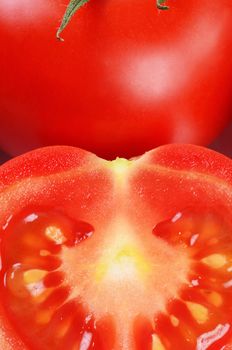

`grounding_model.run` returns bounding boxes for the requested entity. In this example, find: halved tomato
[0,144,232,349]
